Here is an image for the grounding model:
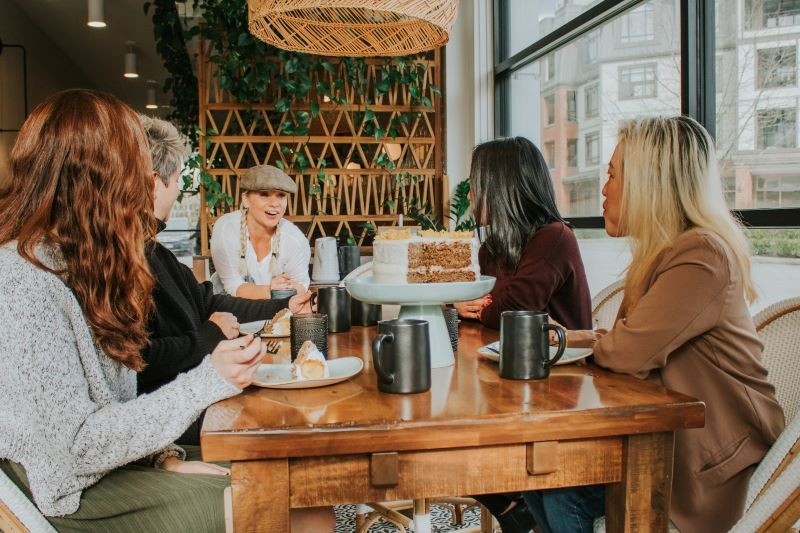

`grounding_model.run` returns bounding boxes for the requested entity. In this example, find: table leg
[605,431,675,532]
[231,459,290,532]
